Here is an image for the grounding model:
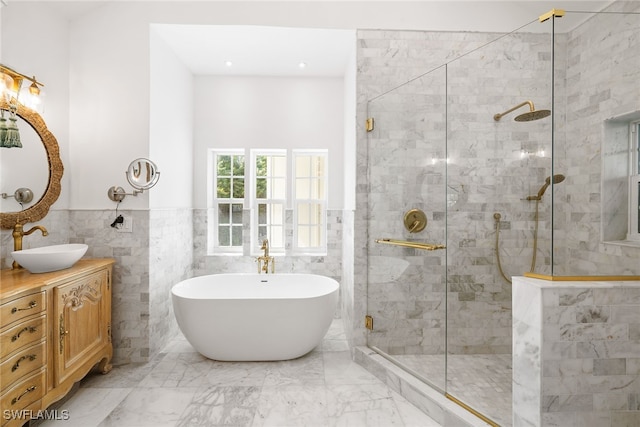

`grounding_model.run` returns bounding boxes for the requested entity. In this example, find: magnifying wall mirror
[107,158,160,202]
[0,99,63,229]
[126,158,160,190]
